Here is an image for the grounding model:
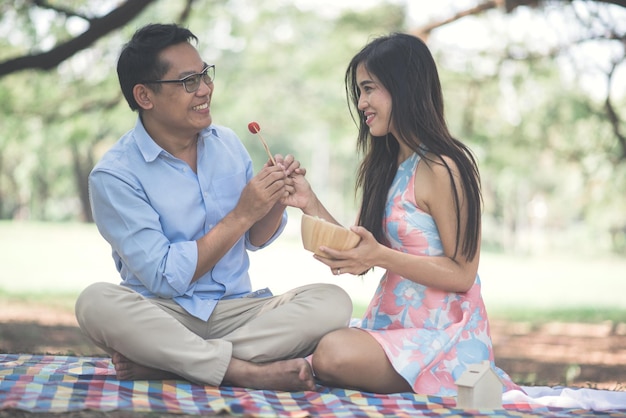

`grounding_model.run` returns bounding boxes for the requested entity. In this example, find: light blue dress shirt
[89,117,287,321]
